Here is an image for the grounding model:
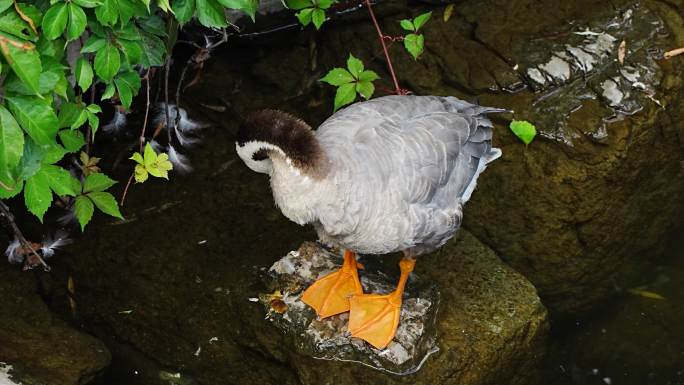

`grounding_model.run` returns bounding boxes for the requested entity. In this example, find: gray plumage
[237,95,501,257]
